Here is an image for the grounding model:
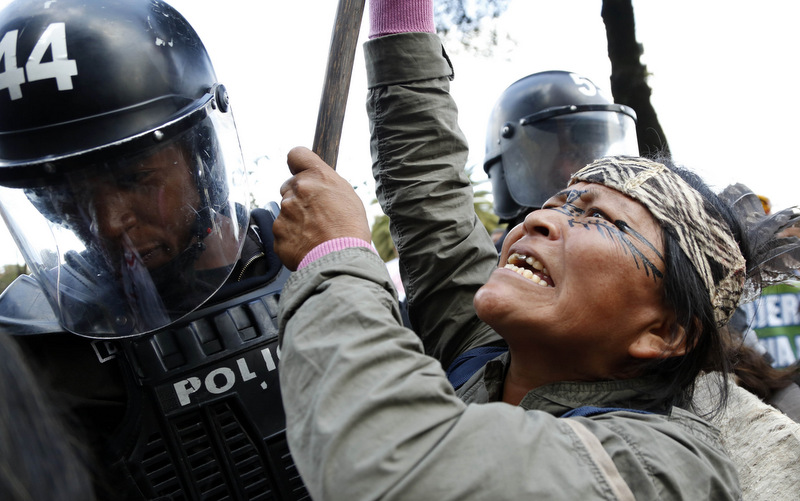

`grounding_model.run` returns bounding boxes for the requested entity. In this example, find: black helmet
[484,70,639,222]
[0,0,251,338]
